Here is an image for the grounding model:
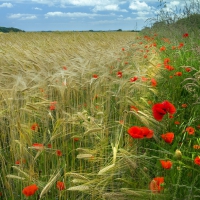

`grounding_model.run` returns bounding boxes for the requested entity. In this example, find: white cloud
[8,13,37,20]
[129,1,151,11]
[45,11,104,18]
[0,3,13,8]
[92,4,127,12]
[34,7,42,10]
